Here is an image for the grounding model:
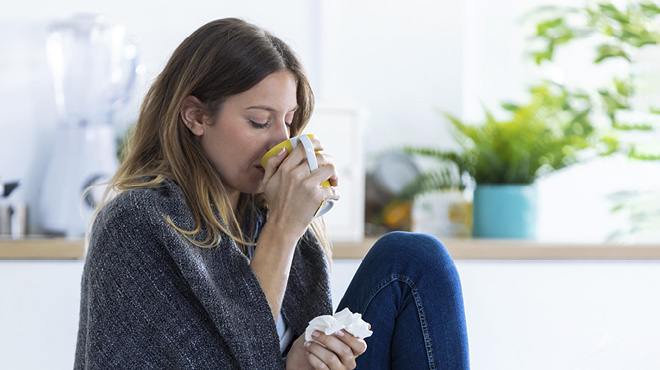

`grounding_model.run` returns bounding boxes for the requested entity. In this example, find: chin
[241,188,264,195]
[239,180,265,195]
